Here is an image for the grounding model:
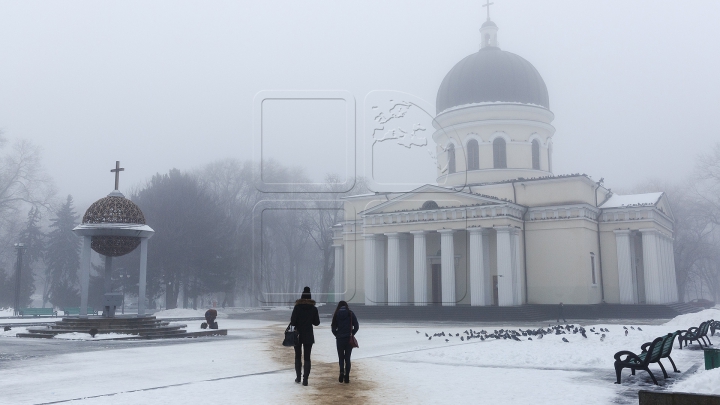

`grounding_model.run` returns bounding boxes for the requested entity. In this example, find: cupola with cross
[433,1,555,186]
[73,162,155,318]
